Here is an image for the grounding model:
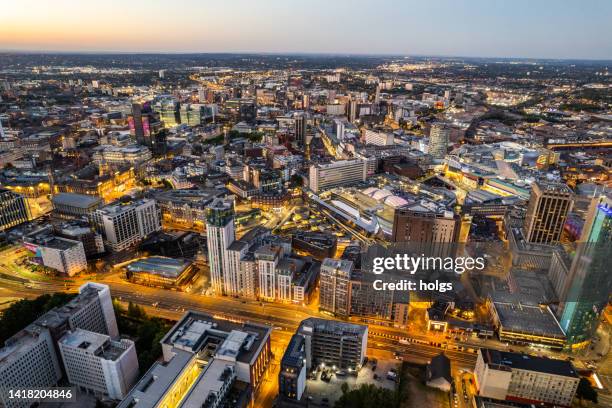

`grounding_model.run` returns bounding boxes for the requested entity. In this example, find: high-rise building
[295,113,307,146]
[474,348,579,407]
[348,98,358,123]
[0,188,30,231]
[92,198,161,252]
[278,334,306,401]
[58,329,139,399]
[308,159,367,193]
[130,103,147,145]
[297,318,367,371]
[0,283,119,408]
[205,198,236,295]
[523,182,573,244]
[429,122,450,160]
[558,194,612,347]
[319,258,353,316]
